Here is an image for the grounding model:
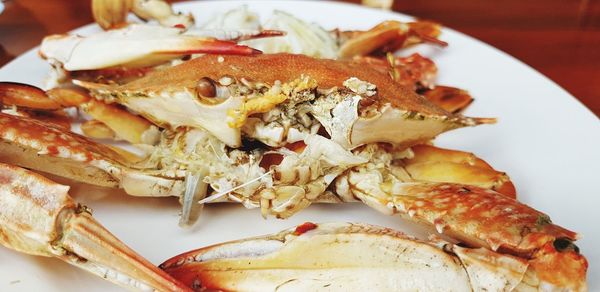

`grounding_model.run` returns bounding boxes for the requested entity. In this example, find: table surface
[0,0,598,116]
